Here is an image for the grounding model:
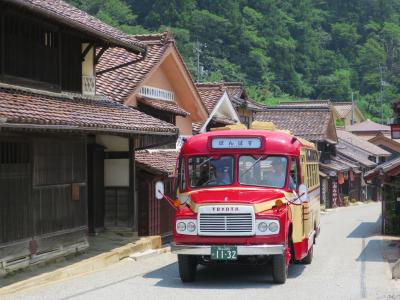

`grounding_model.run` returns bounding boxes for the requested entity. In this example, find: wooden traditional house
[95,32,208,238]
[346,119,391,141]
[336,129,390,202]
[332,101,365,126]
[224,82,266,127]
[365,157,400,234]
[337,130,390,164]
[336,140,377,202]
[368,133,400,161]
[193,83,241,133]
[0,0,178,275]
